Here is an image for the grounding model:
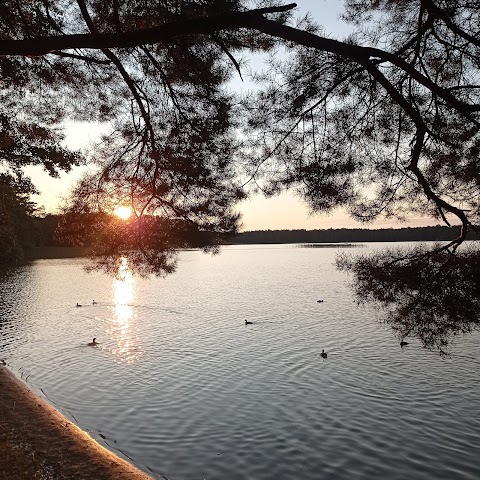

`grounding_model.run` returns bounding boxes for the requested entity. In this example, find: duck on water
[87,338,98,346]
